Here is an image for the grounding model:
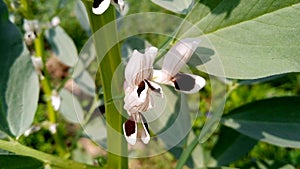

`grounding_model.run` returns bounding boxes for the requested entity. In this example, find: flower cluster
[123,38,206,145]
